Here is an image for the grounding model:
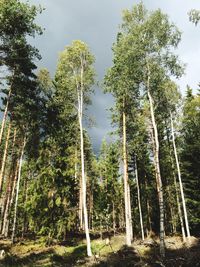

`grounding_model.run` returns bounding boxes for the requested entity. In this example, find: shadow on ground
[93,245,141,267]
[163,238,200,267]
[94,237,200,267]
[0,236,200,266]
[136,237,200,267]
[0,243,88,267]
